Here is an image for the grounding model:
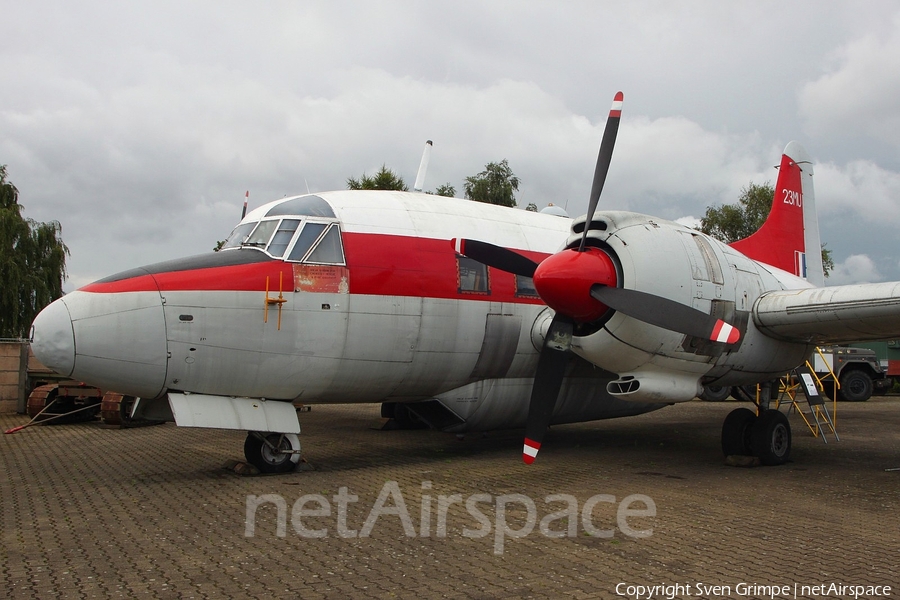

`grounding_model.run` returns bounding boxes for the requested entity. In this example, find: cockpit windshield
[221,222,256,249]
[219,196,345,265]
